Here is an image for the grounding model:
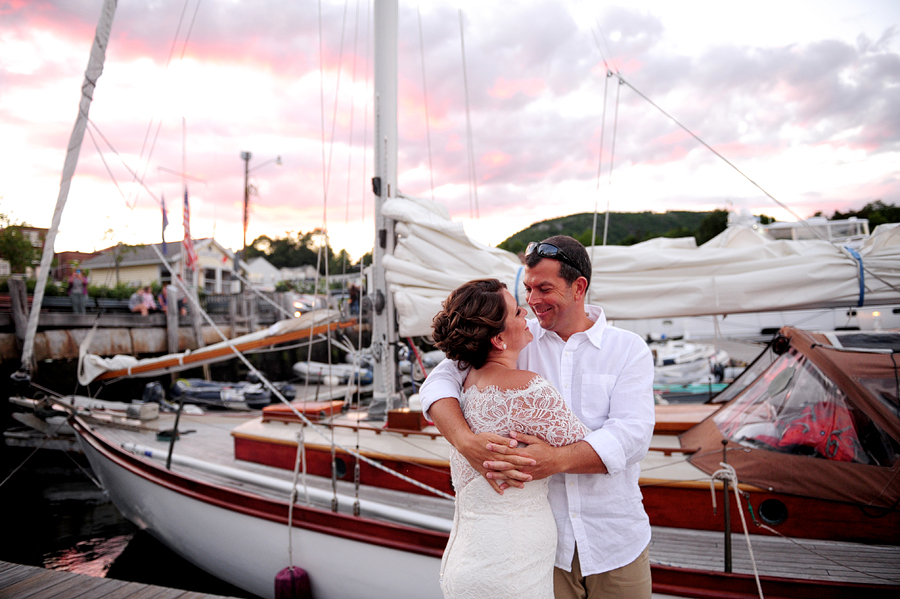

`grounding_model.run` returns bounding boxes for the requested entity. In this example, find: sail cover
[682,327,900,508]
[383,195,900,337]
